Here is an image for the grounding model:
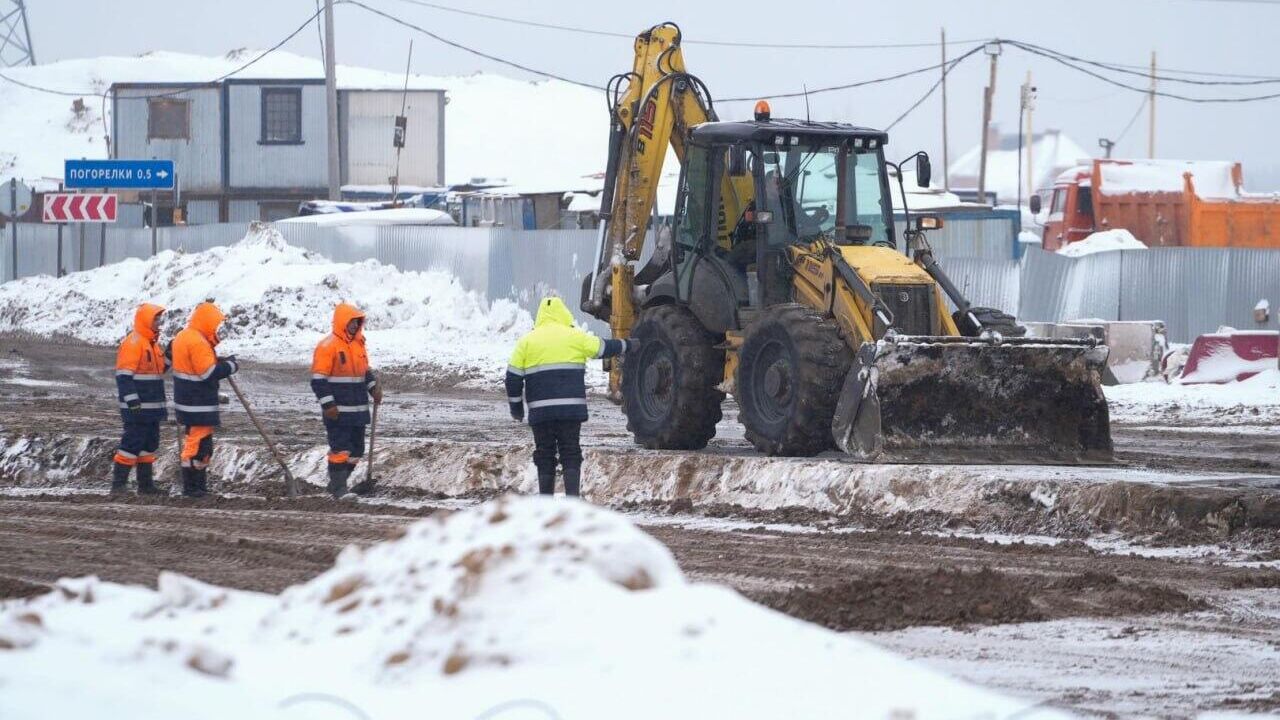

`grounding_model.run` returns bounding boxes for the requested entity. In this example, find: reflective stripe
[311,373,329,379]
[336,404,369,413]
[138,451,155,458]
[318,395,335,405]
[174,403,219,412]
[367,380,377,388]
[506,365,525,377]
[119,401,166,409]
[122,393,140,402]
[326,377,365,384]
[526,398,588,409]
[593,341,606,359]
[507,396,523,404]
[524,362,585,375]
[132,374,165,381]
[173,366,216,381]
[115,450,137,458]
[116,369,135,377]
